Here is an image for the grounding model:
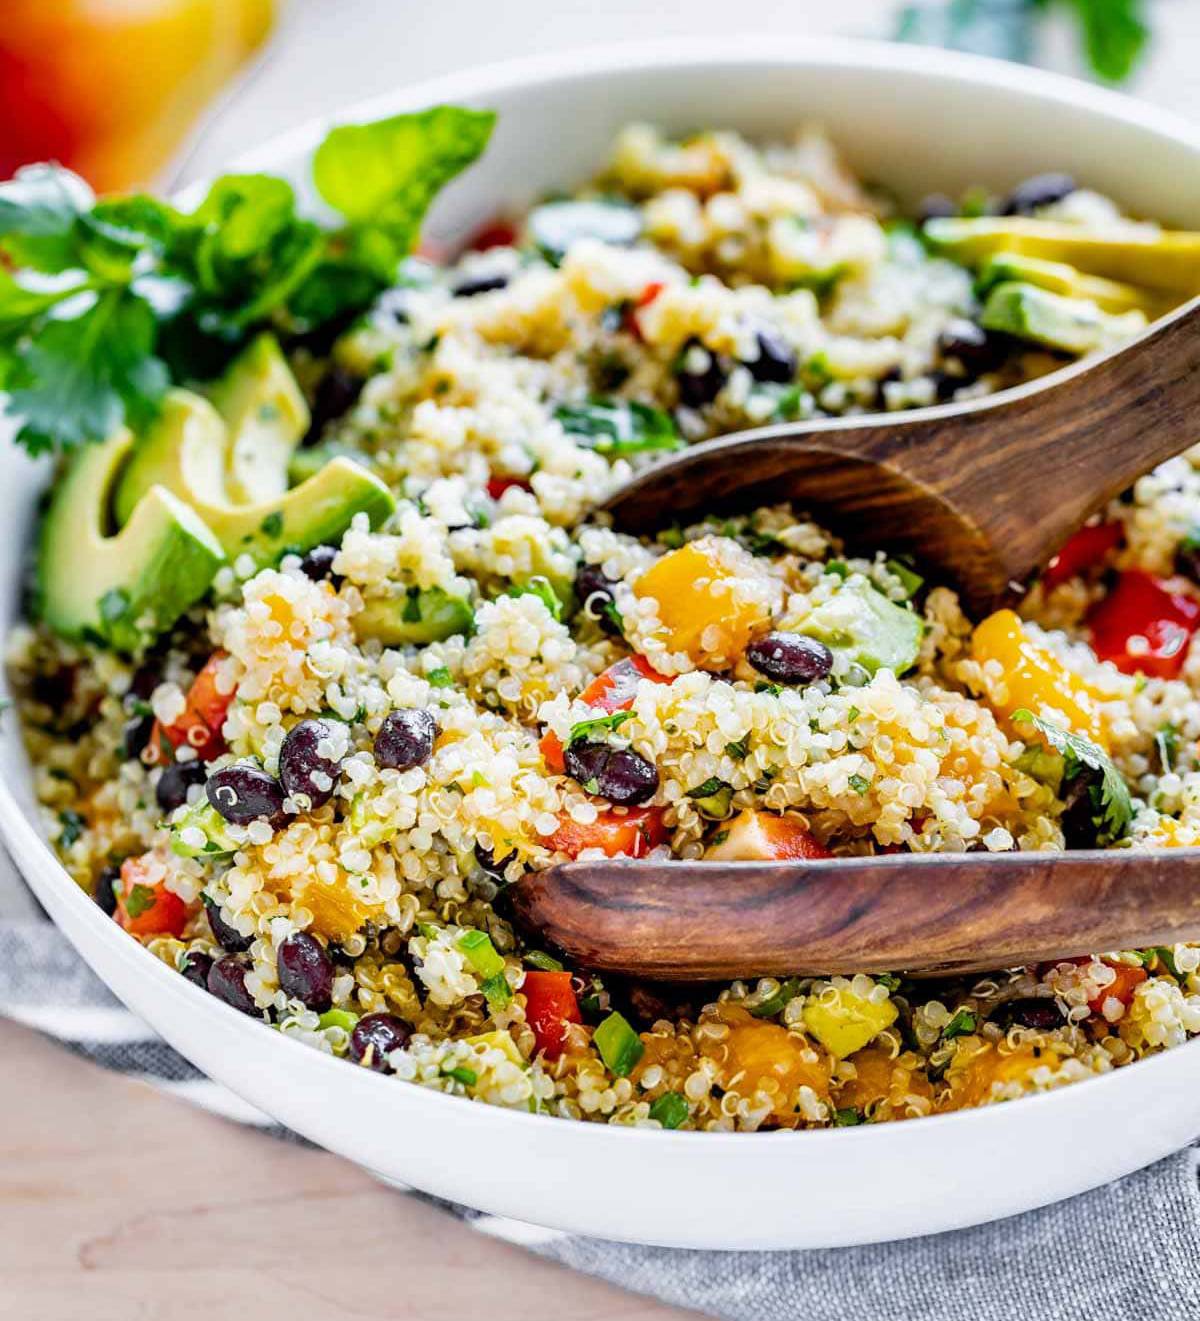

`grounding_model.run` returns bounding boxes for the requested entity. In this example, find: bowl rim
[6,31,1200,1155]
